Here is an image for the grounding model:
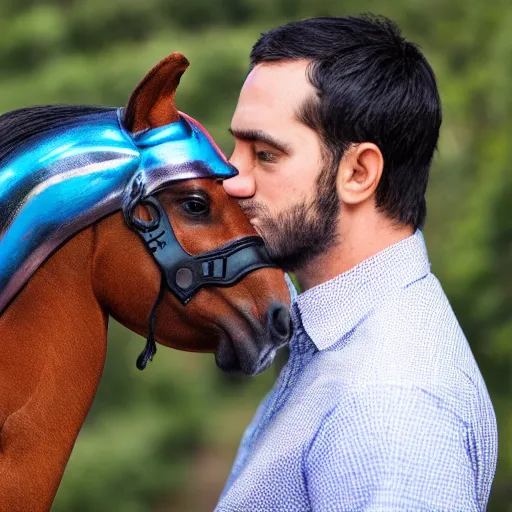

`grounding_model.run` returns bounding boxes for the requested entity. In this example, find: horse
[0,52,292,511]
